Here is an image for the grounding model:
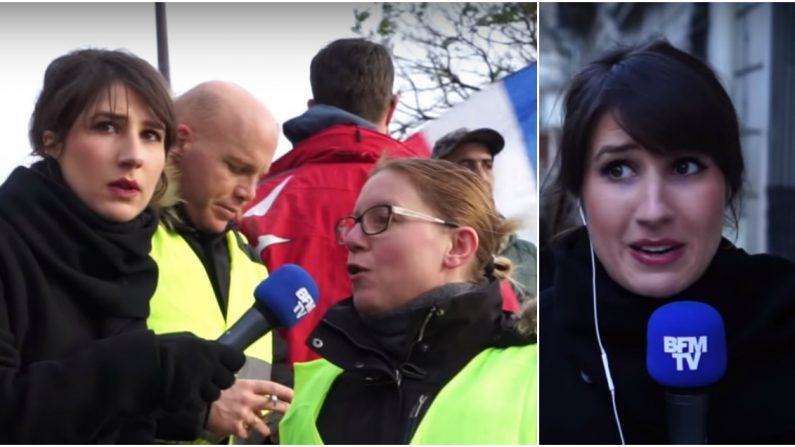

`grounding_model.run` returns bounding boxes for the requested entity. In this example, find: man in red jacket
[239,38,426,365]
